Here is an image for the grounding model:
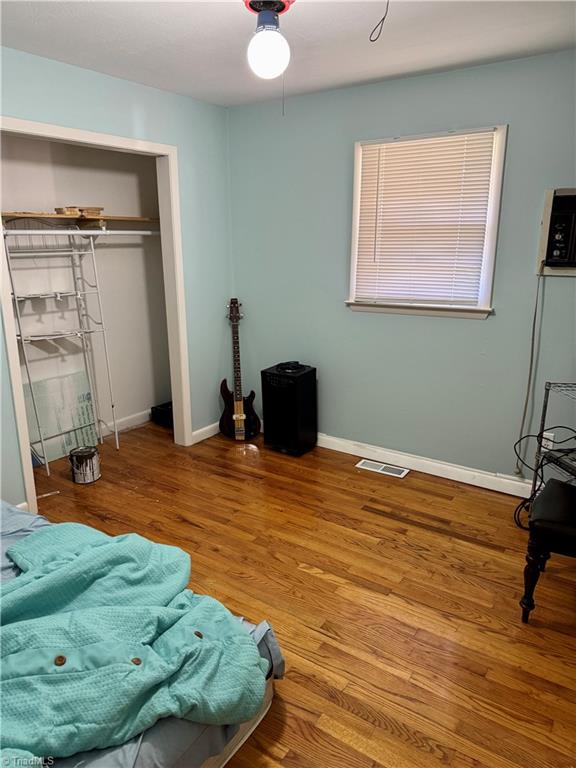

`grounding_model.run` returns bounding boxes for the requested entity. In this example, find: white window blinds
[350,128,506,311]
